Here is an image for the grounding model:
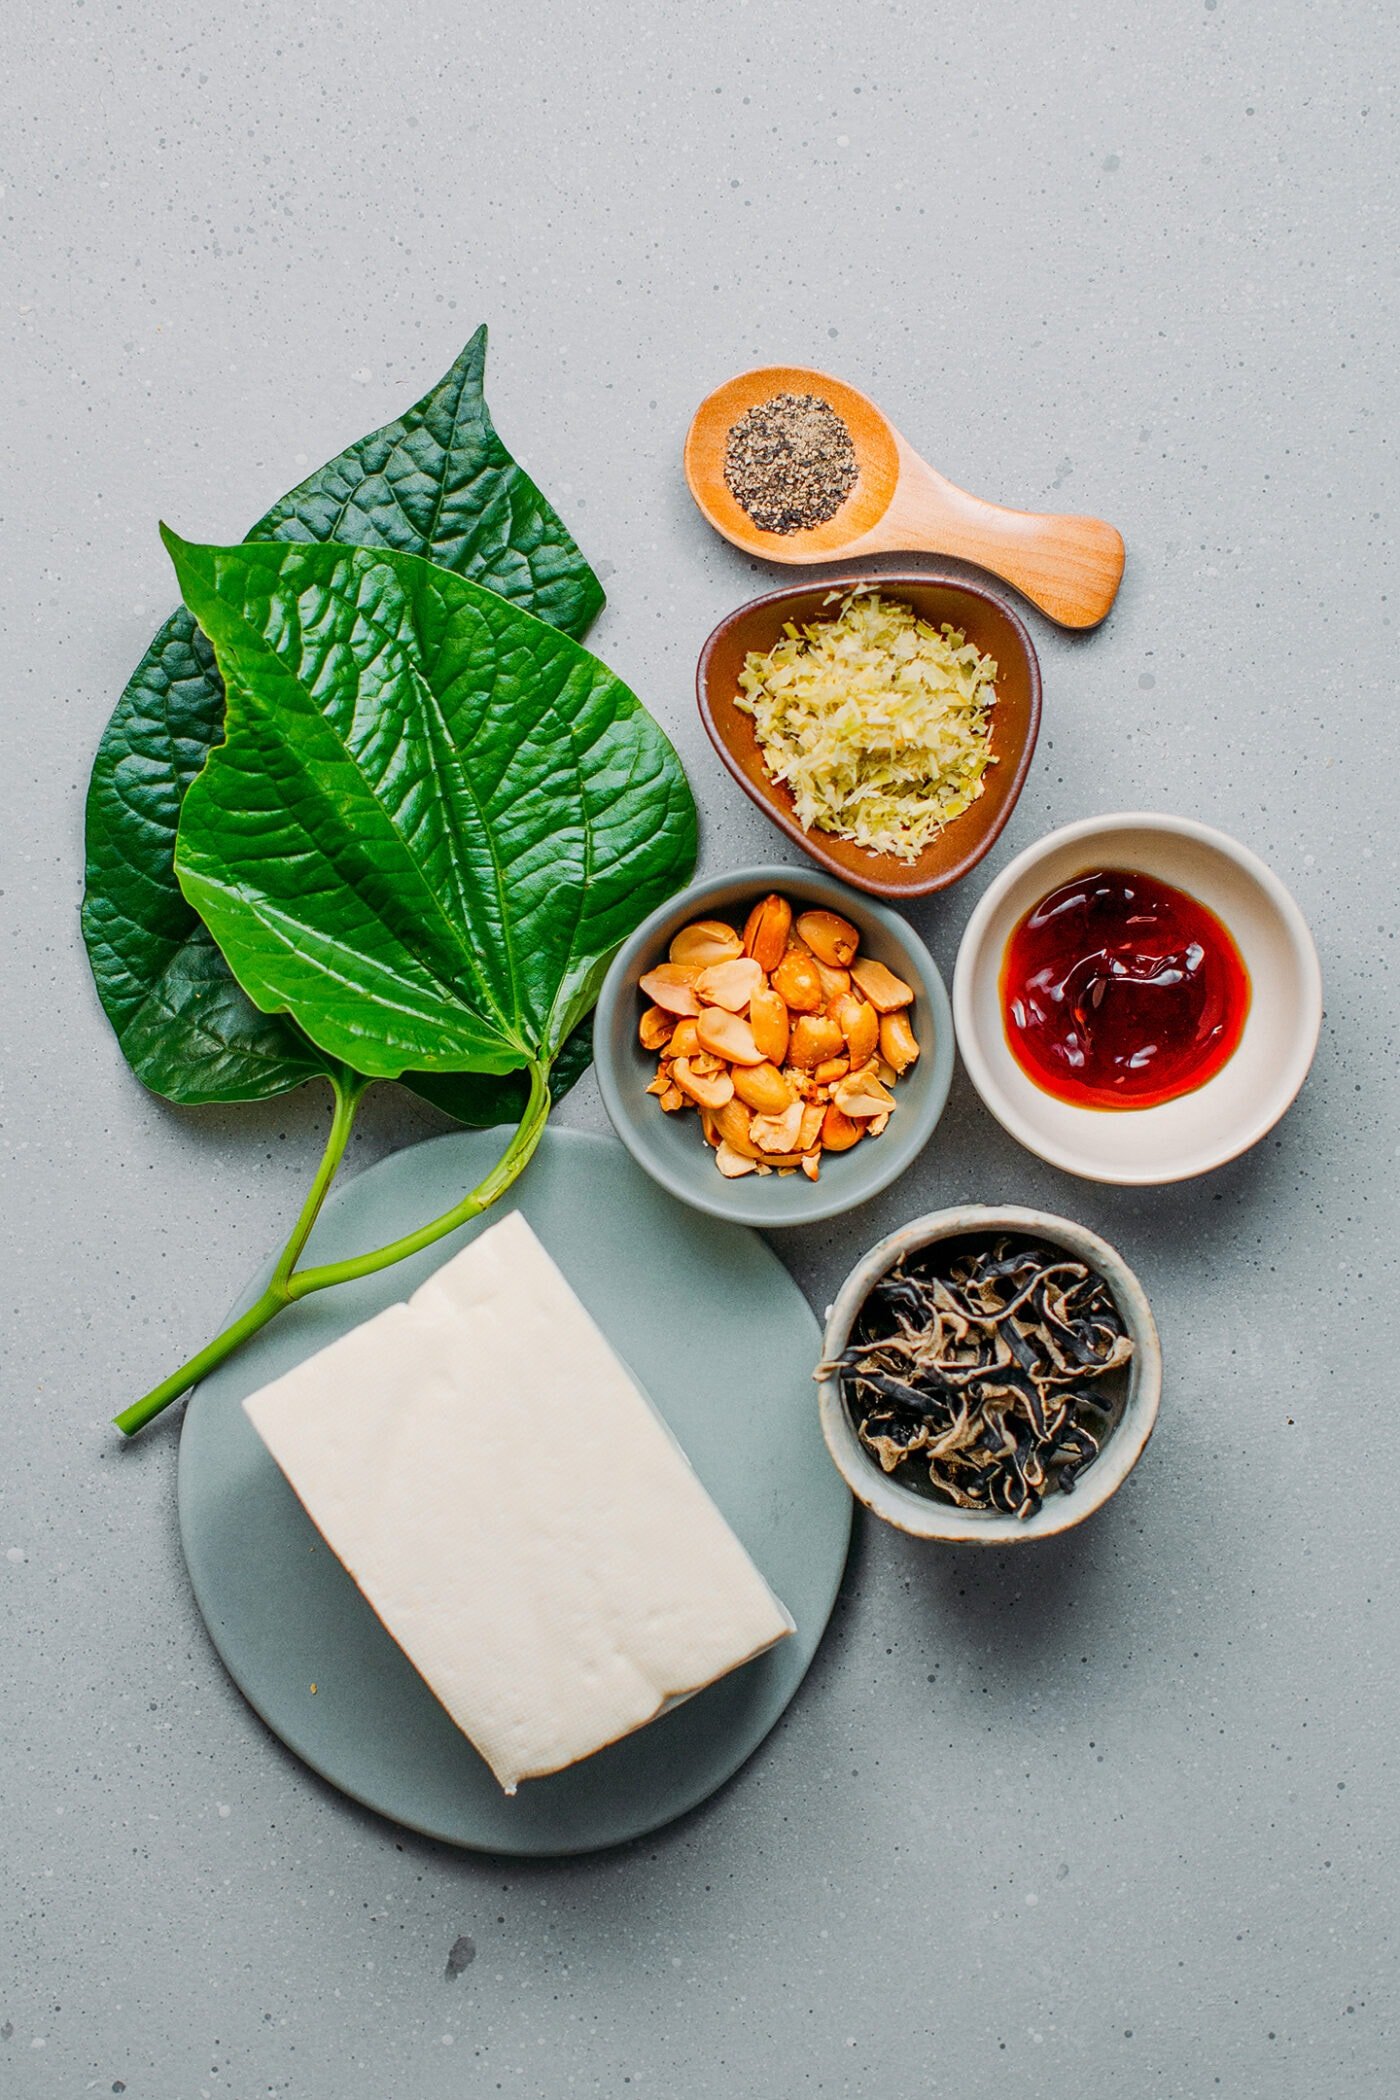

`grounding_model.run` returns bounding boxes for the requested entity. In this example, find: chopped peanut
[788,1013,845,1070]
[696,1007,764,1065]
[849,956,915,1013]
[693,956,764,1012]
[671,1057,735,1110]
[742,893,791,973]
[832,993,879,1068]
[834,1065,896,1119]
[796,909,860,969]
[668,1017,700,1060]
[669,918,743,967]
[771,948,823,1013]
[749,985,791,1065]
[732,1061,797,1116]
[879,1010,920,1073]
[639,893,922,1182]
[750,1101,805,1154]
[821,1103,866,1150]
[813,960,852,1005]
[638,962,703,1016]
[638,1005,675,1051]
